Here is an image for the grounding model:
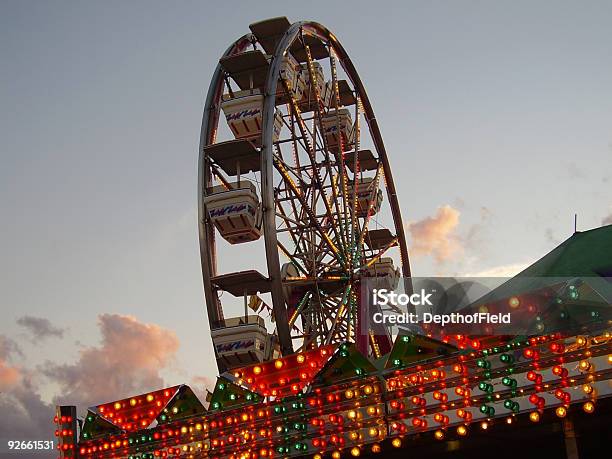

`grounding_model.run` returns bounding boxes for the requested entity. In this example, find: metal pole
[244,288,248,322]
[563,417,580,459]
